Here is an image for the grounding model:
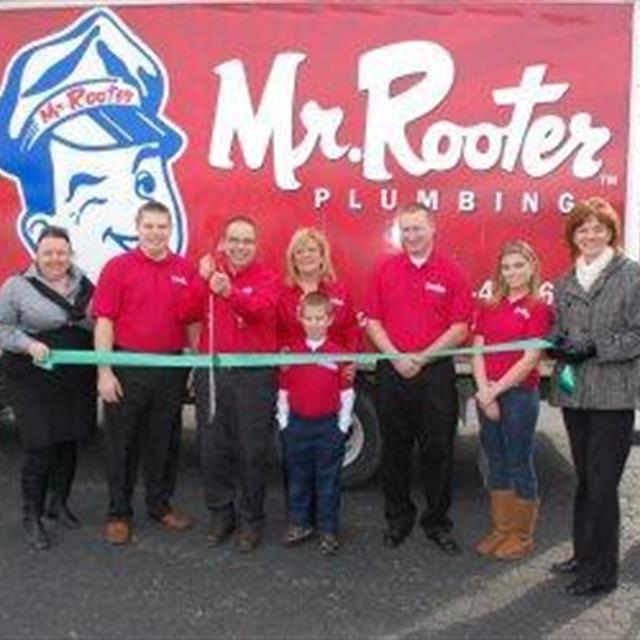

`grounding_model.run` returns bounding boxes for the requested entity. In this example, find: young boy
[277,291,355,555]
